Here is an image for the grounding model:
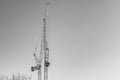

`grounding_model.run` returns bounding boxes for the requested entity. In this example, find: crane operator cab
[31,65,41,71]
[45,61,50,67]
